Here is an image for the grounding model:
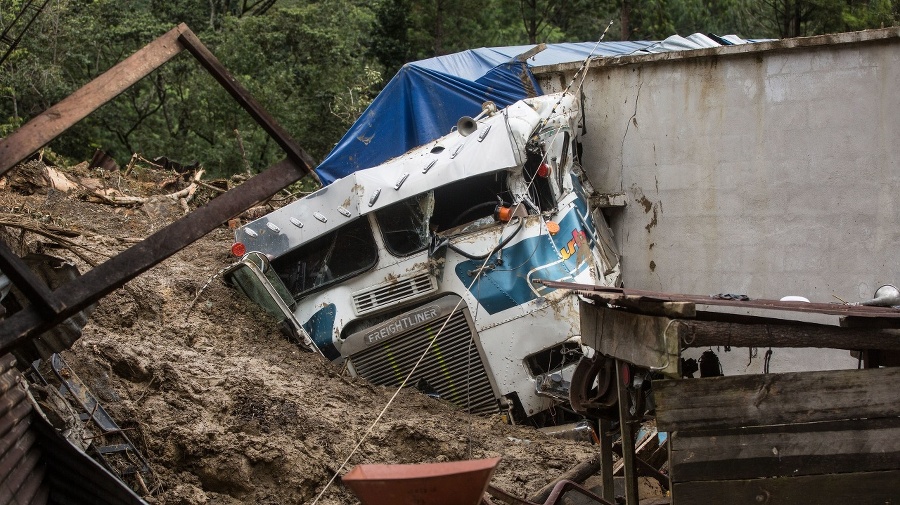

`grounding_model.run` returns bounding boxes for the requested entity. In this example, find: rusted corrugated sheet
[0,352,45,504]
